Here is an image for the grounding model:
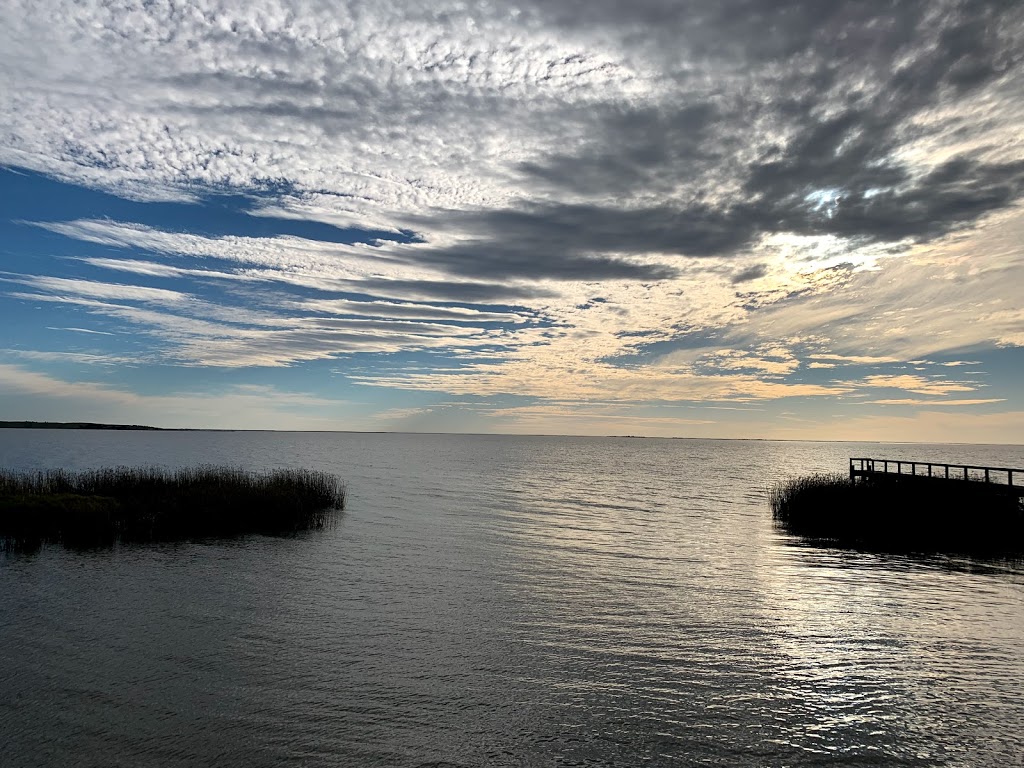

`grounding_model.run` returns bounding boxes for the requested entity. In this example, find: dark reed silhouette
[0,466,344,549]
[770,472,1024,554]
